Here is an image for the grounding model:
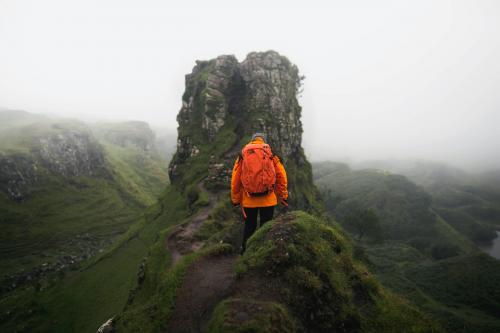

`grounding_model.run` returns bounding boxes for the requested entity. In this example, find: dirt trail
[164,143,243,332]
[164,177,238,333]
[165,135,243,266]
[164,254,237,333]
[166,180,219,265]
